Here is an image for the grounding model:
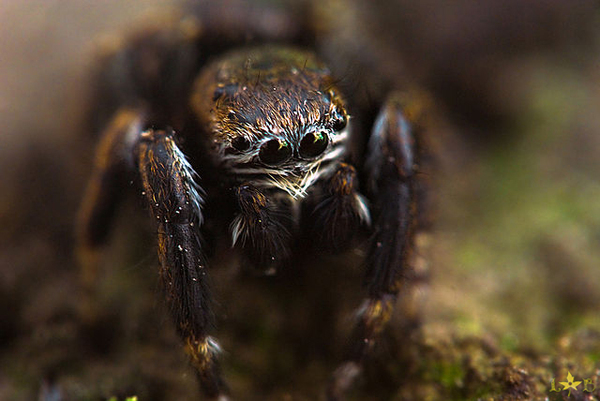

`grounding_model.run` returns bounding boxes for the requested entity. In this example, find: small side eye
[330,111,347,132]
[231,136,250,152]
[258,139,292,166]
[299,131,329,159]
